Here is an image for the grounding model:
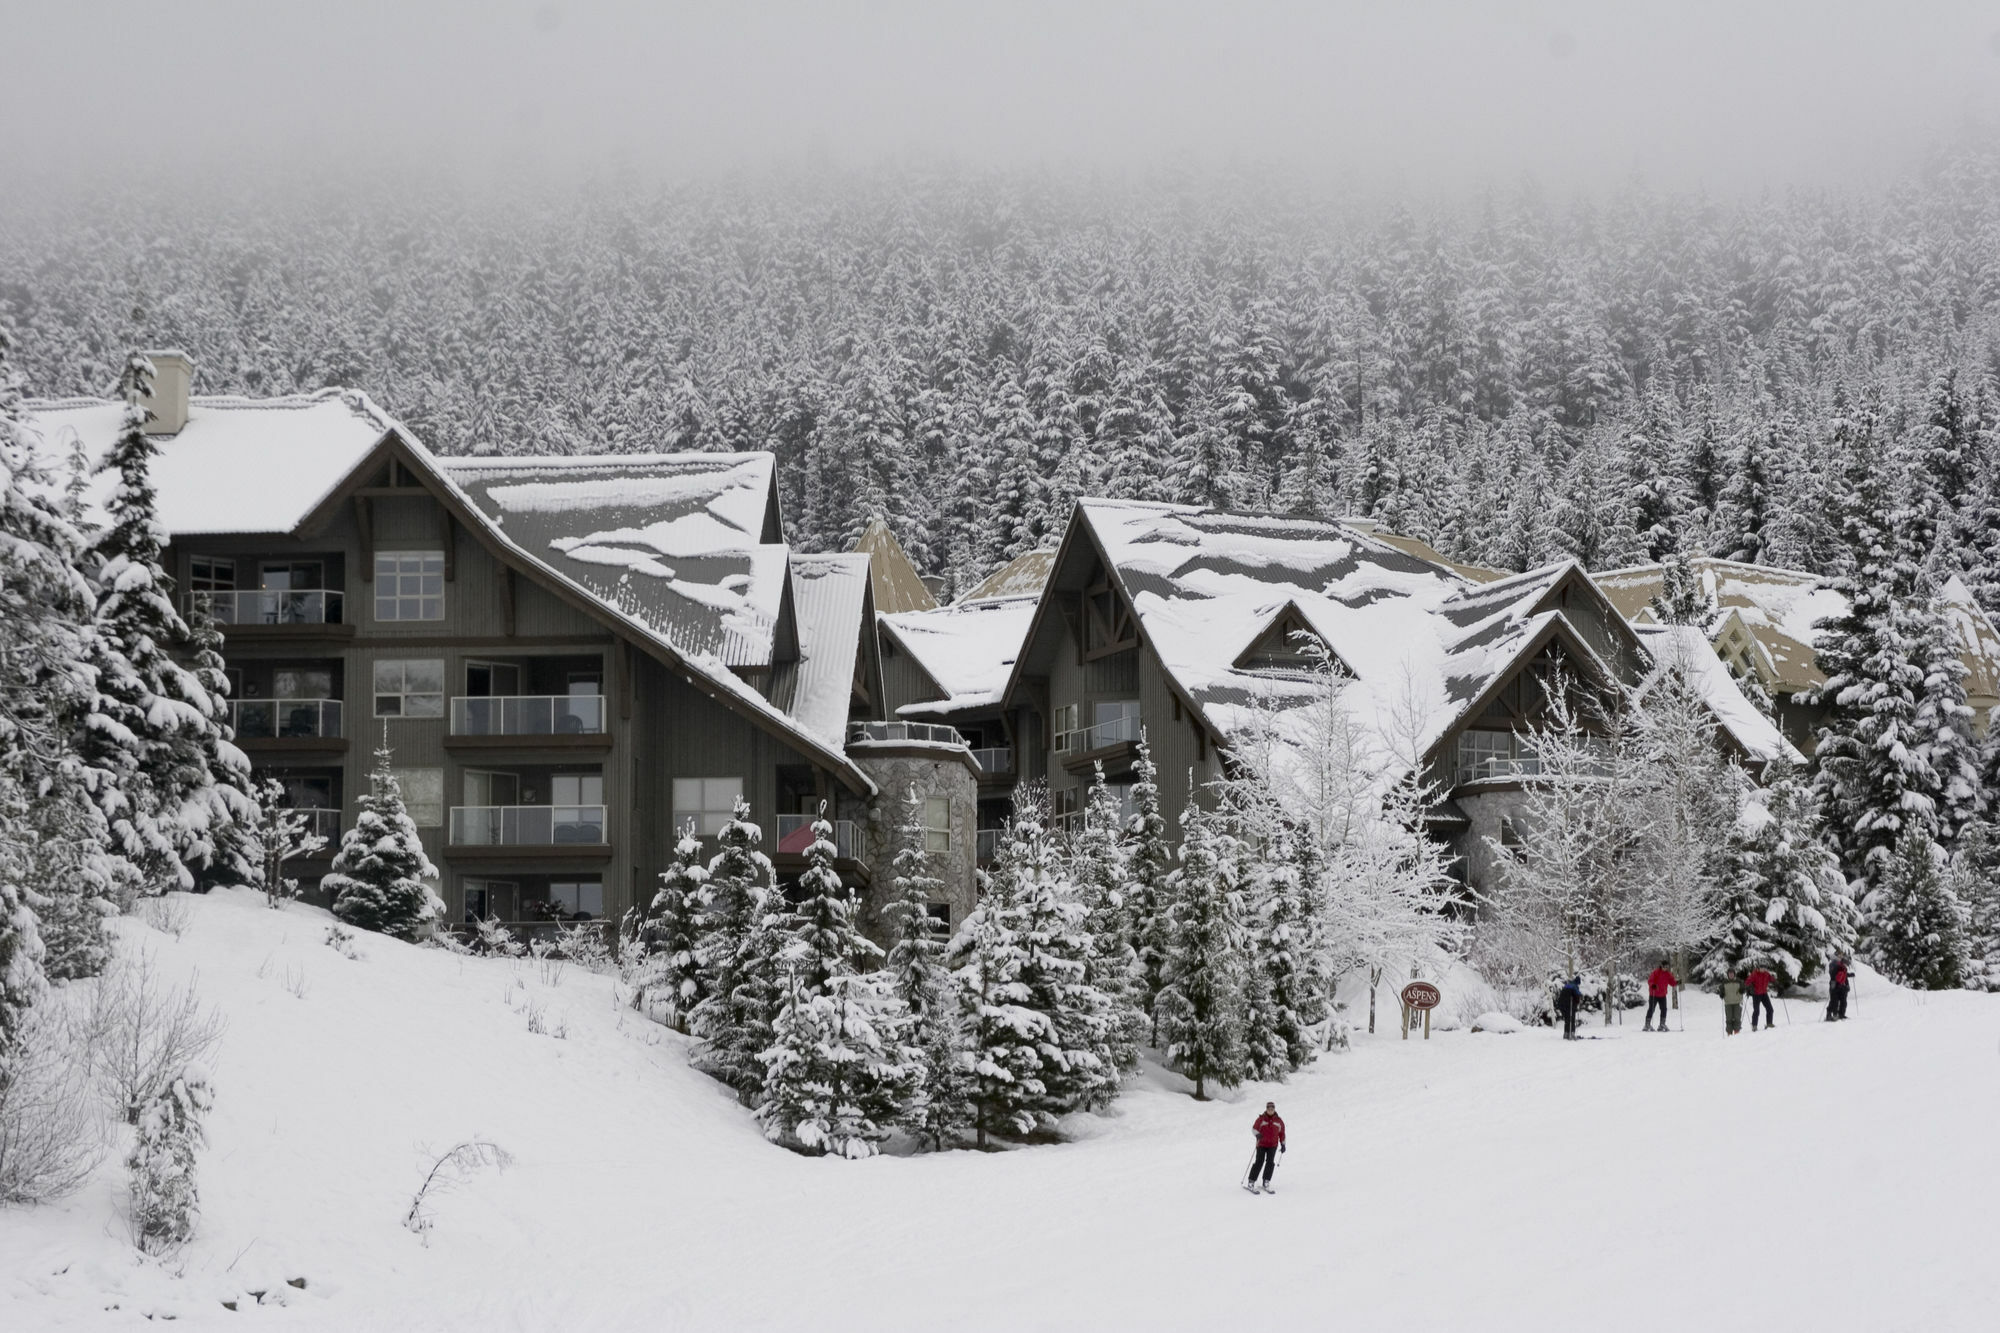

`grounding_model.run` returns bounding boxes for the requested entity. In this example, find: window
[189,556,235,594]
[1053,704,1081,753]
[464,878,517,924]
[1051,786,1082,834]
[273,667,334,699]
[1499,818,1528,859]
[1091,699,1142,746]
[673,777,744,838]
[261,561,324,592]
[925,903,951,938]
[552,773,604,809]
[548,879,605,919]
[924,796,951,853]
[374,659,444,717]
[375,551,445,621]
[392,768,444,827]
